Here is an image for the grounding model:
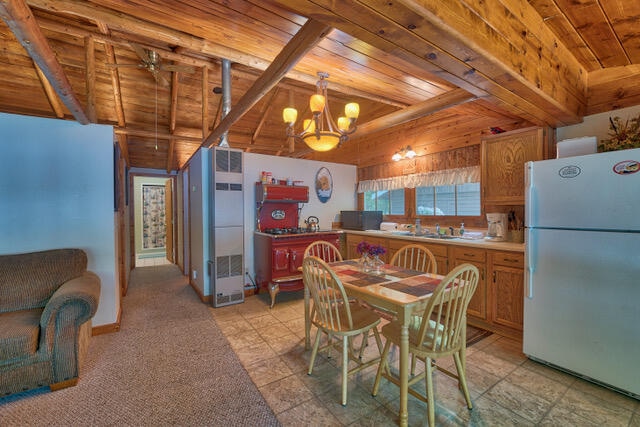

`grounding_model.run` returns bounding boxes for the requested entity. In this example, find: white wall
[0,113,117,326]
[187,148,209,296]
[243,153,357,280]
[557,105,640,143]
